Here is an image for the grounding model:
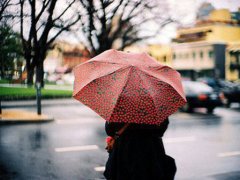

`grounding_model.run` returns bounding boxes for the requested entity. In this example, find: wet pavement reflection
[0,100,240,179]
